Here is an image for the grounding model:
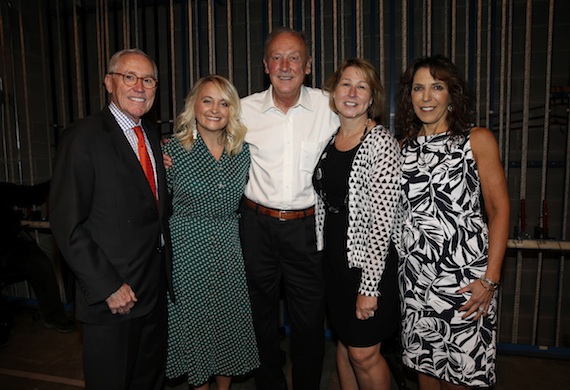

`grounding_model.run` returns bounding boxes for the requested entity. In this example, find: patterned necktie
[133,126,157,200]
